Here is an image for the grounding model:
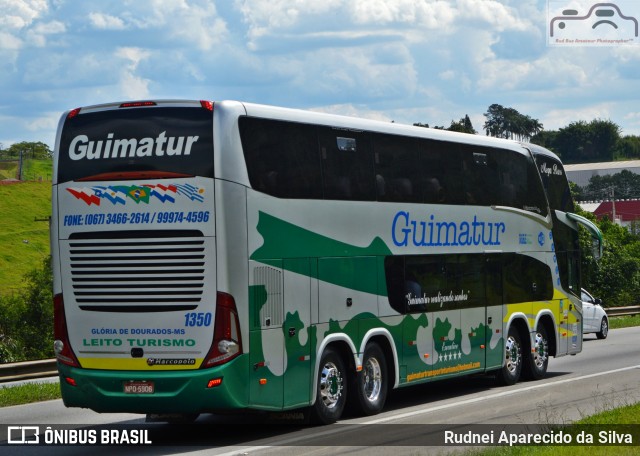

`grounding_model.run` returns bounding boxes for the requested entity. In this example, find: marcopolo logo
[548,1,639,46]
